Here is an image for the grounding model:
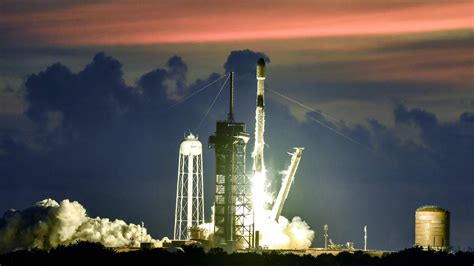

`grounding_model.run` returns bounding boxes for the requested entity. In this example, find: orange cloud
[1,0,472,45]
